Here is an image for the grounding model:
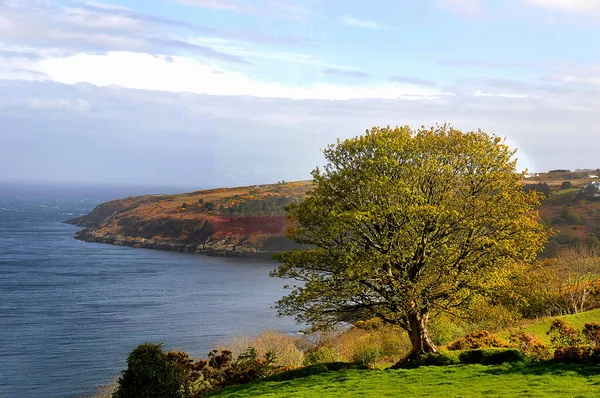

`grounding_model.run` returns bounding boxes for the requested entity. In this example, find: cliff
[66,175,600,258]
[65,181,311,257]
